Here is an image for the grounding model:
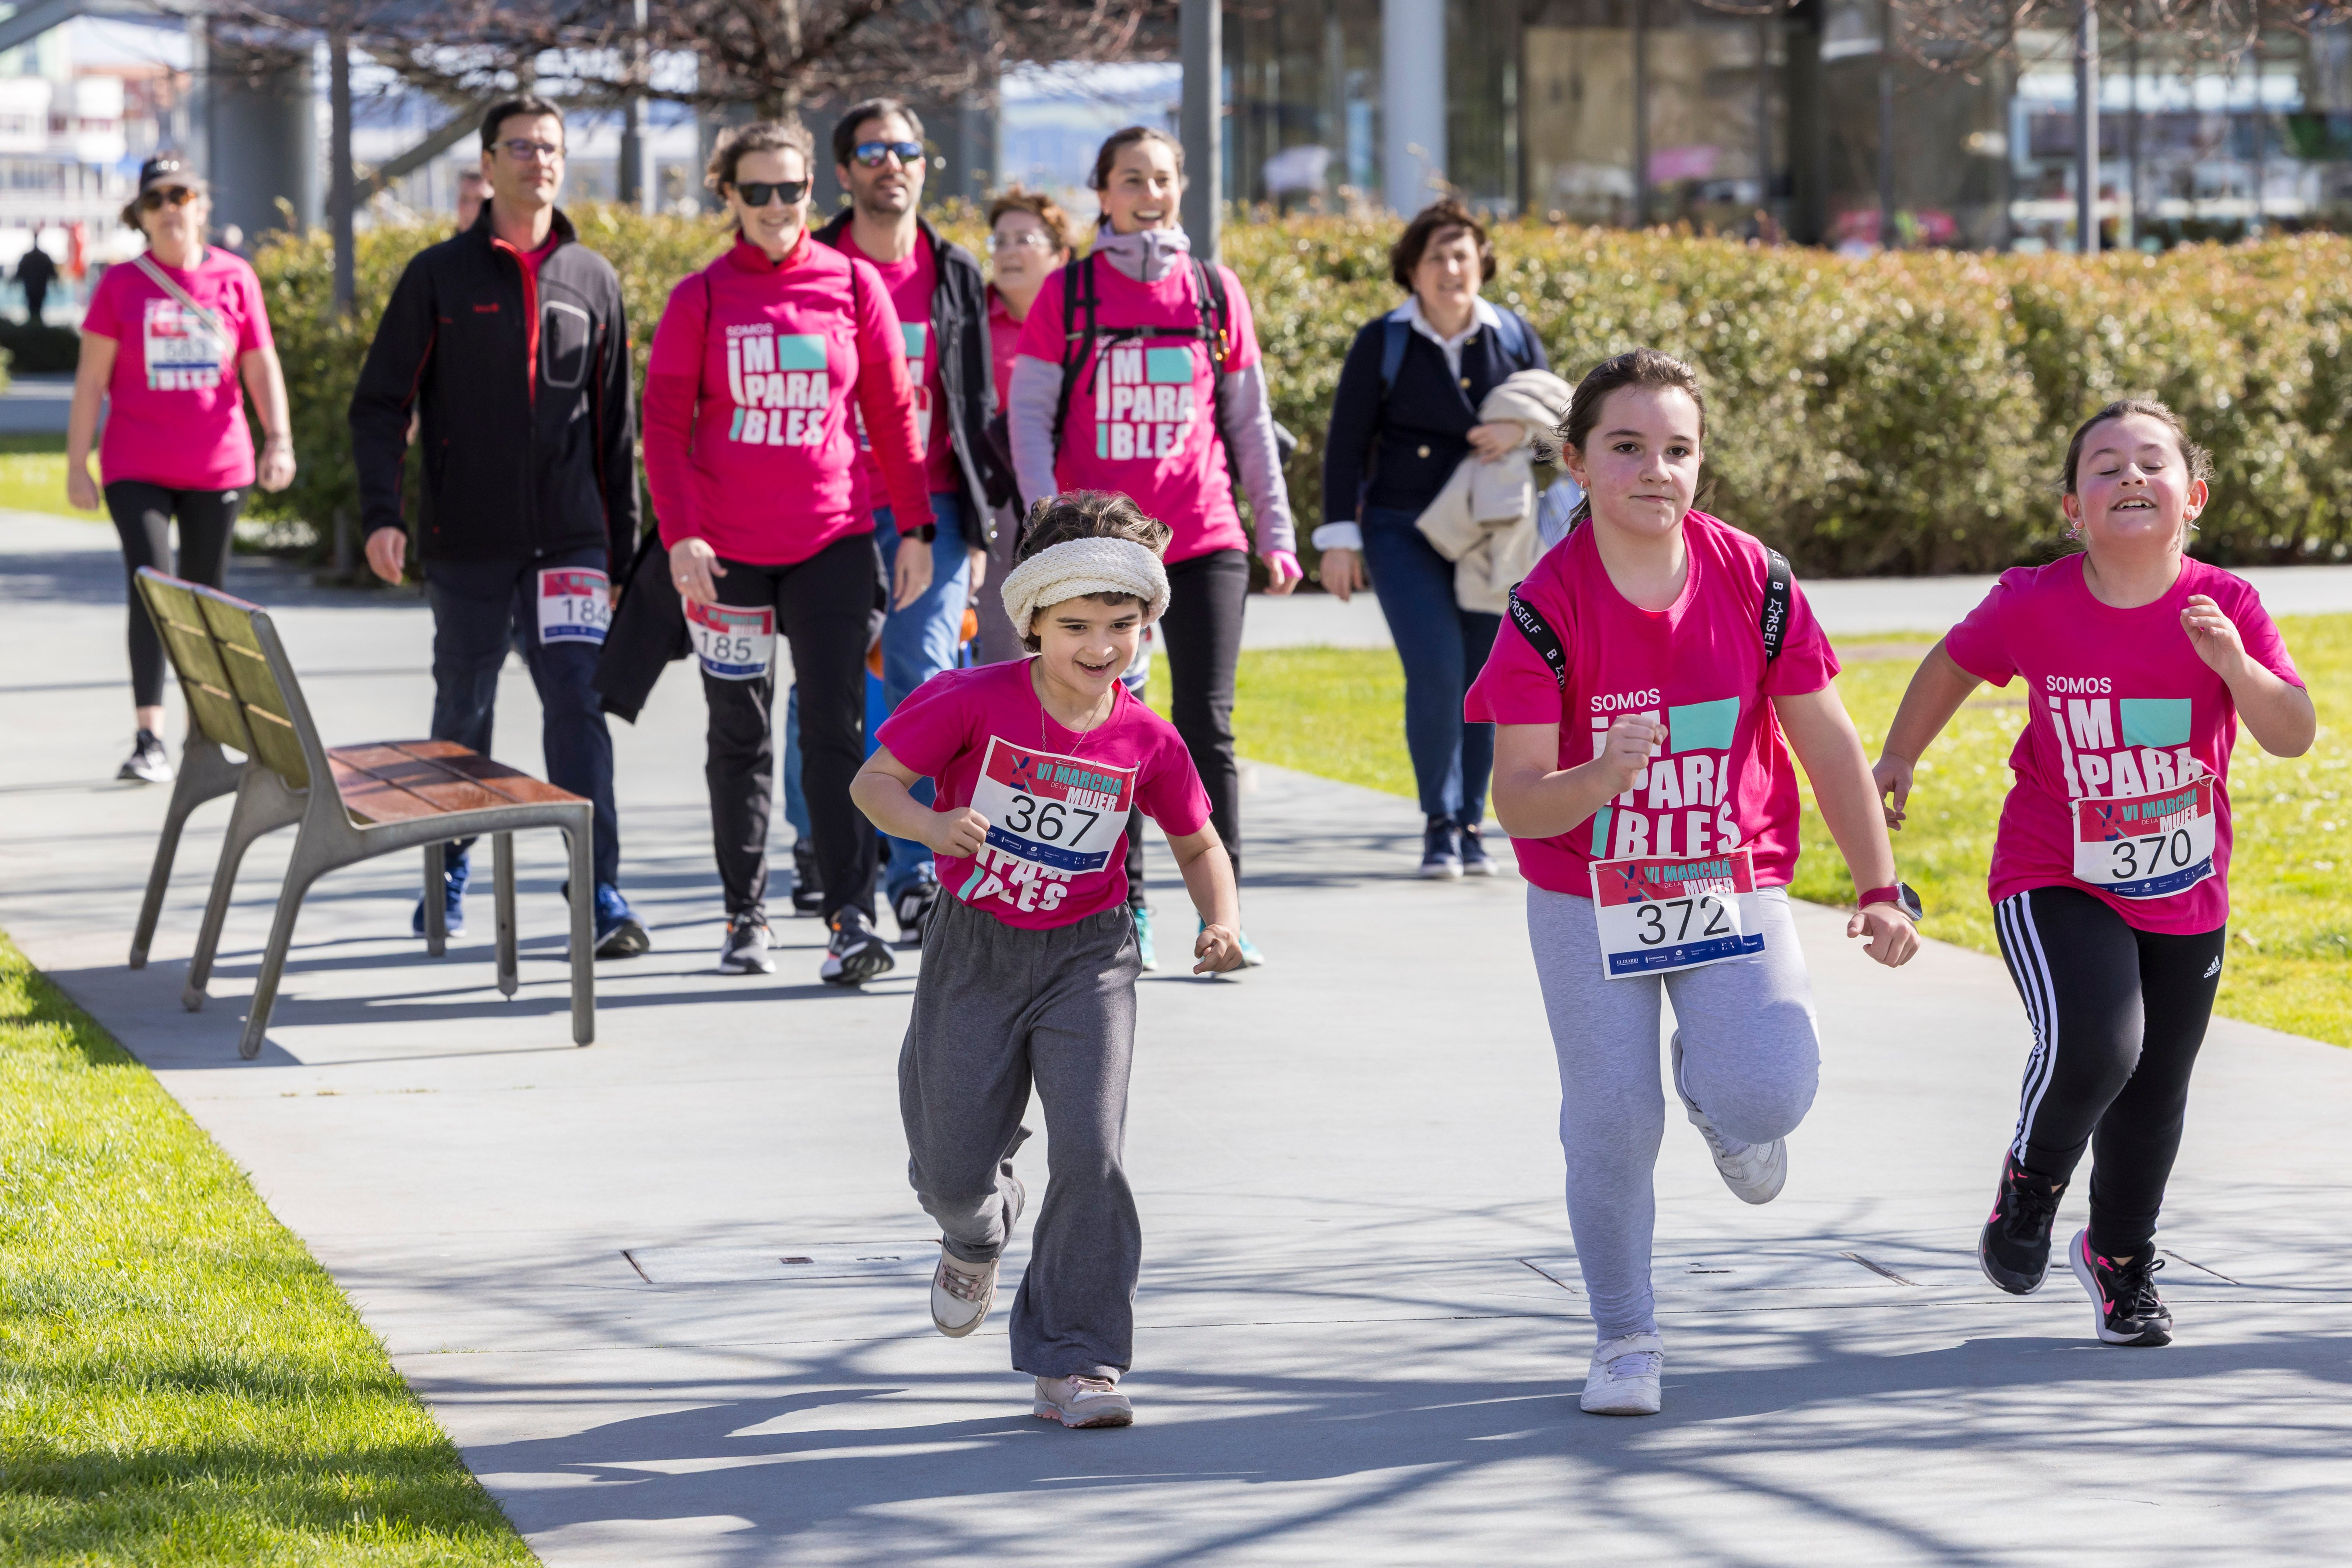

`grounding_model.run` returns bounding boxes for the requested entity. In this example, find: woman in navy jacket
[1318,200,1548,878]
